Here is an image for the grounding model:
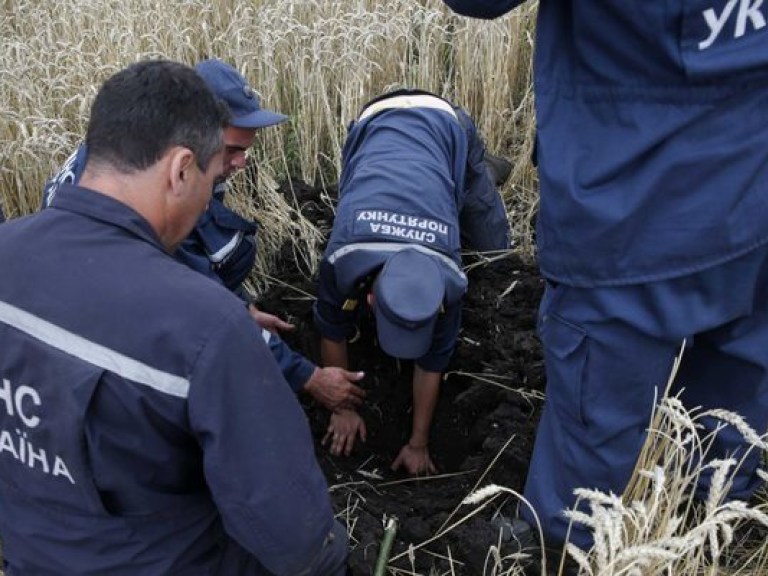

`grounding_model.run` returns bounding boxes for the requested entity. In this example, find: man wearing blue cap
[314,89,511,475]
[0,58,347,576]
[43,58,365,413]
[442,0,768,568]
